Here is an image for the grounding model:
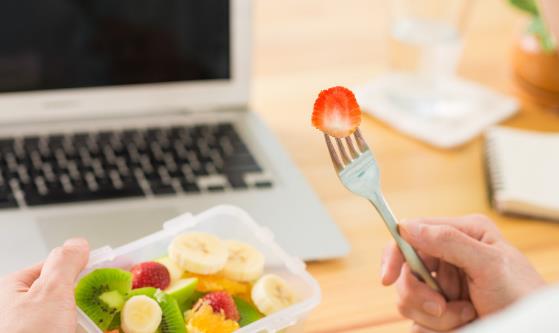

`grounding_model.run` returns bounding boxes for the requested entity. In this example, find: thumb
[37,238,89,288]
[399,220,495,276]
